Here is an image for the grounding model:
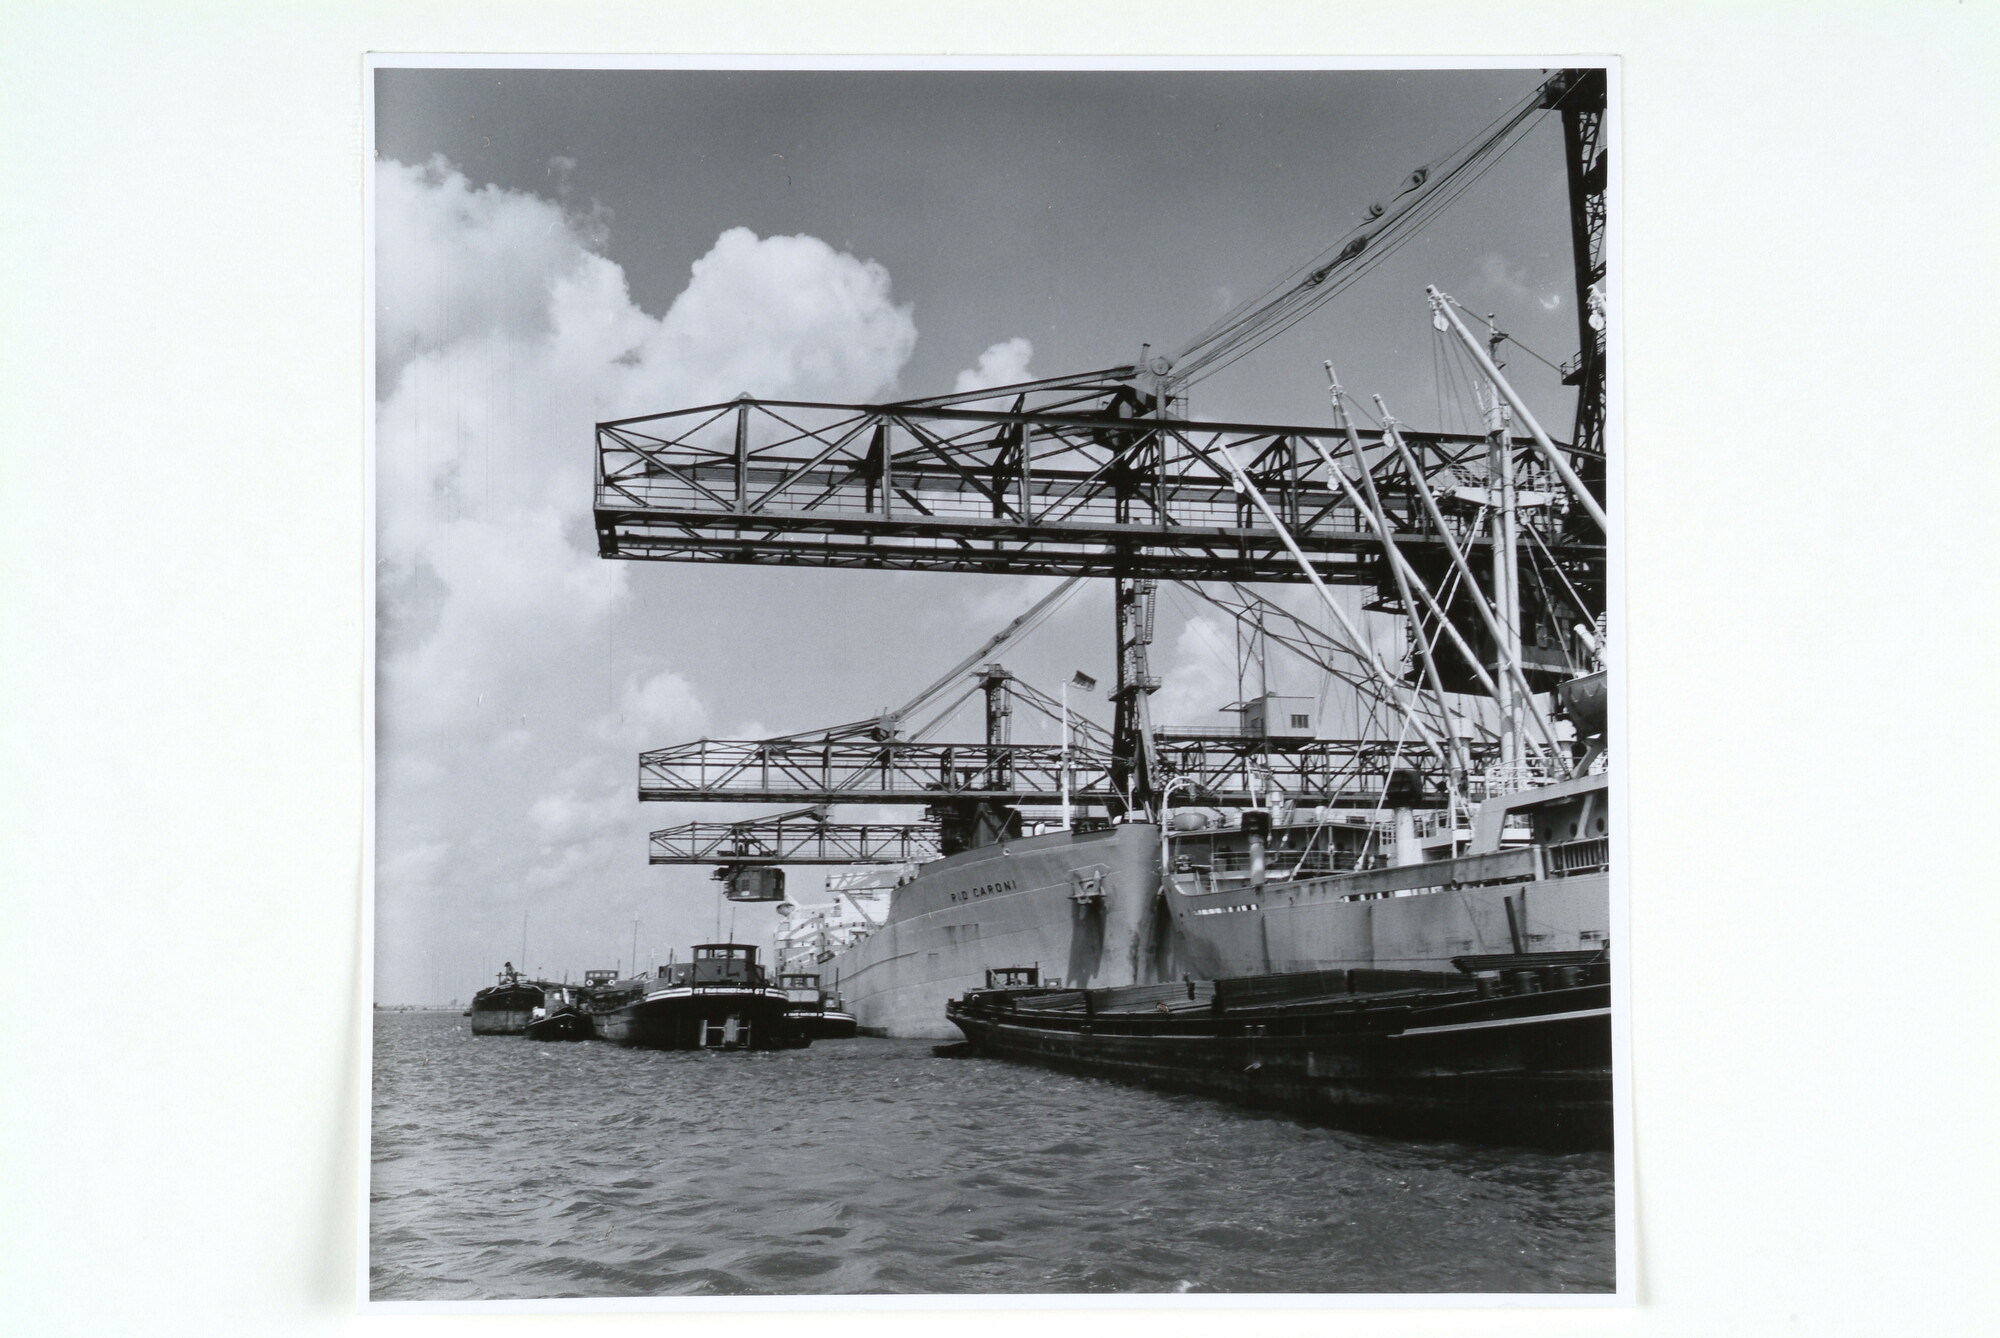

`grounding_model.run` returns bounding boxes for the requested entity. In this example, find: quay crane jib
[603,68,1609,884]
